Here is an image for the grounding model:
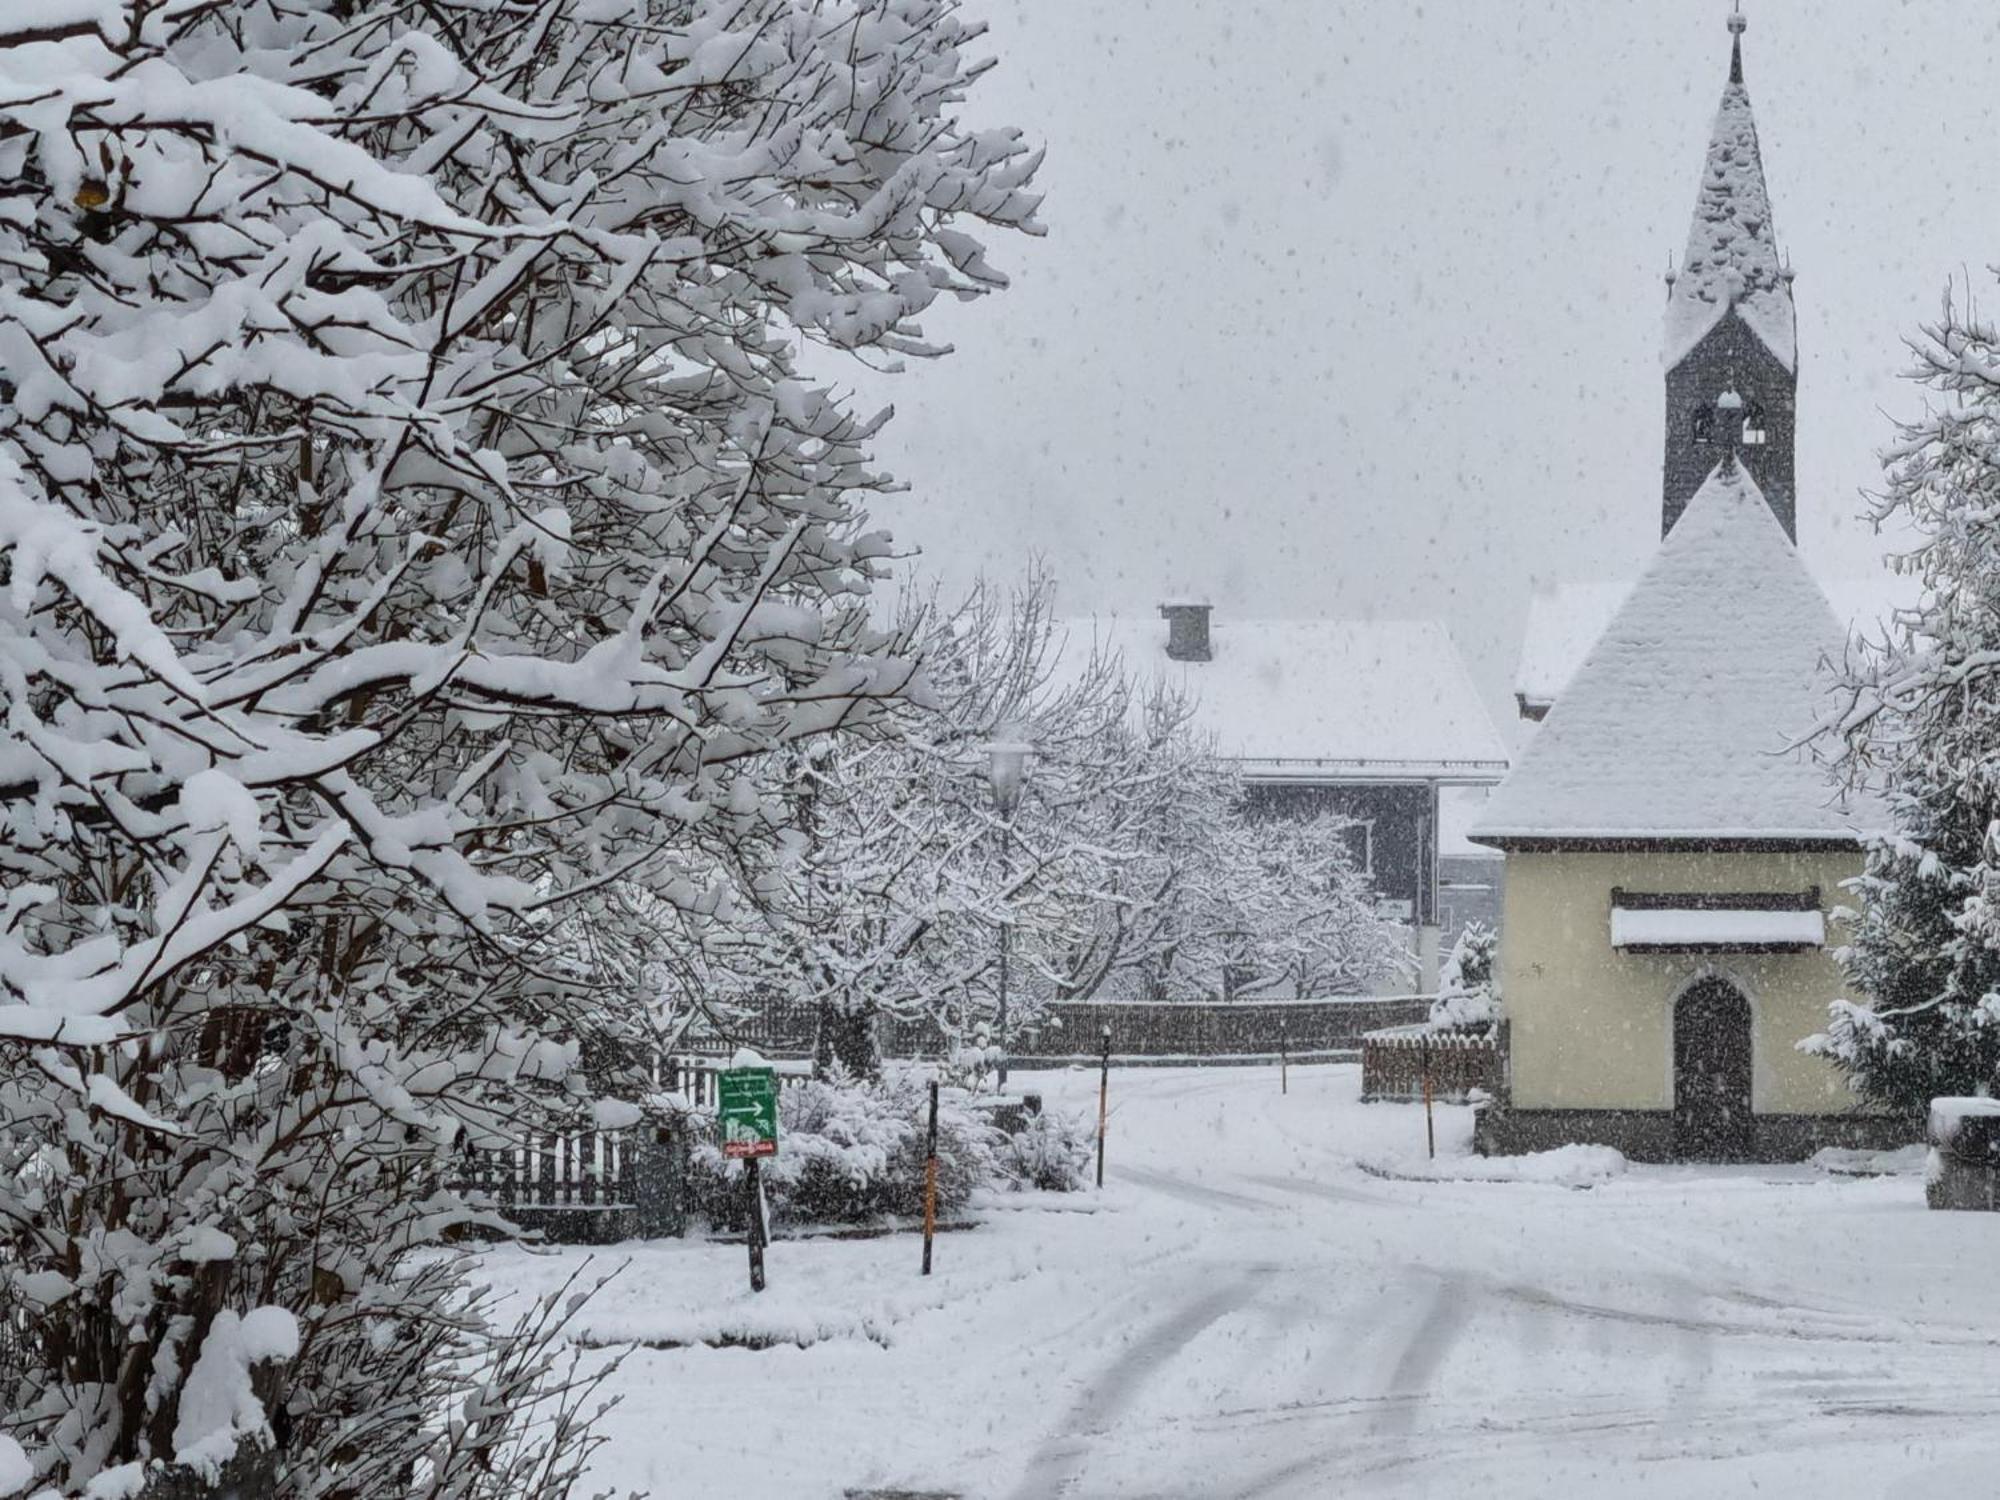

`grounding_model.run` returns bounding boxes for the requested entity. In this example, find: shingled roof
[1474,461,1881,846]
